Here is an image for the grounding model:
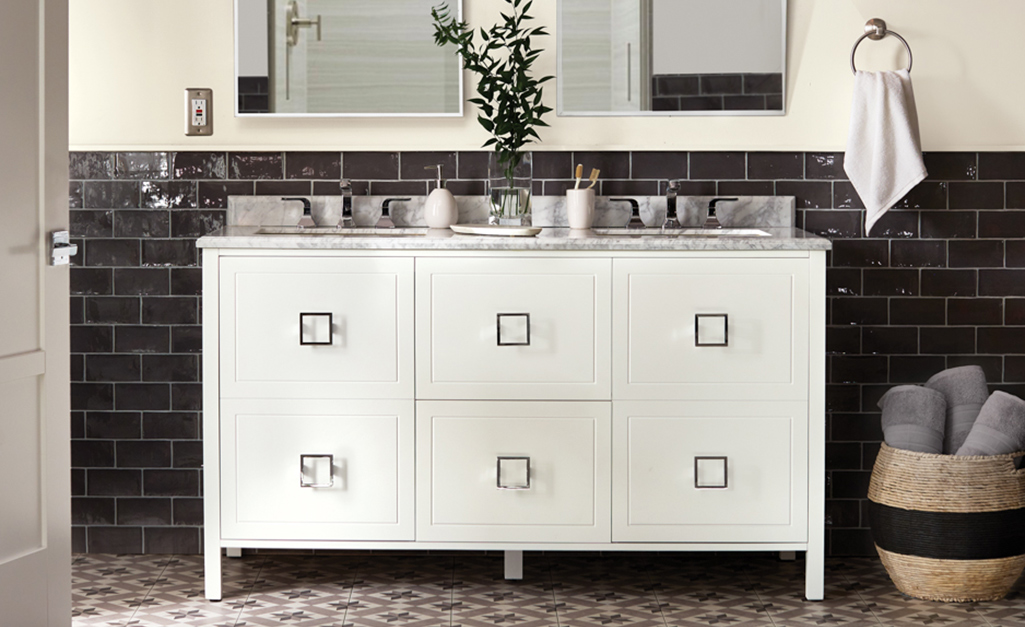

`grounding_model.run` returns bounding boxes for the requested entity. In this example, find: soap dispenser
[424,165,458,228]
